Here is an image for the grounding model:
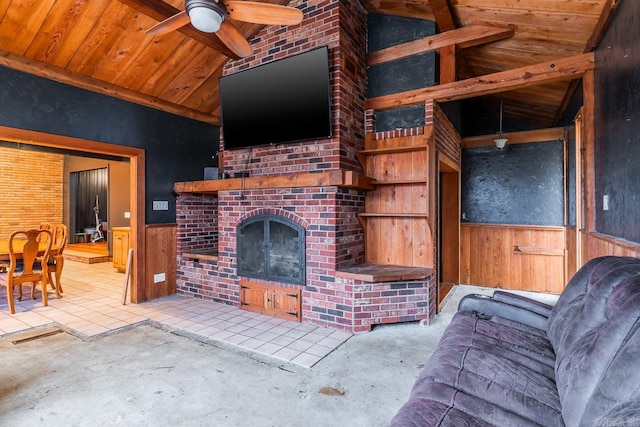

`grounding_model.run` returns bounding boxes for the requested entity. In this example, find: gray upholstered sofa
[390,256,640,426]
